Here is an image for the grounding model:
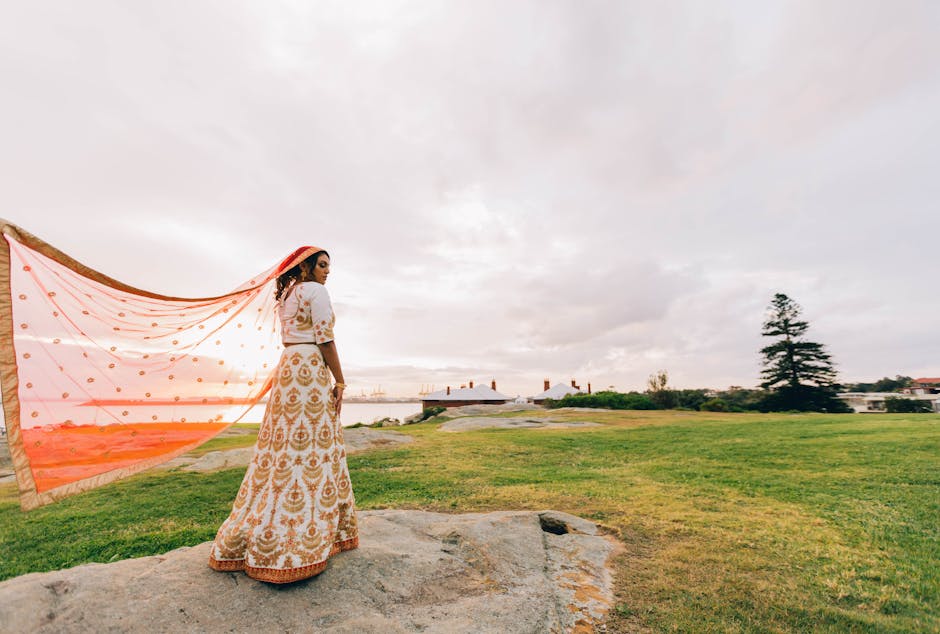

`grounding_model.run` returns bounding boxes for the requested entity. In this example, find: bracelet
[334,383,347,389]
